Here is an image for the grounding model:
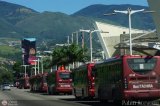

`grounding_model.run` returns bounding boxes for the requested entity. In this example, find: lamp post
[21,65,29,78]
[79,29,104,62]
[37,55,44,74]
[32,60,38,75]
[113,8,145,55]
[72,31,79,45]
[38,58,40,74]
